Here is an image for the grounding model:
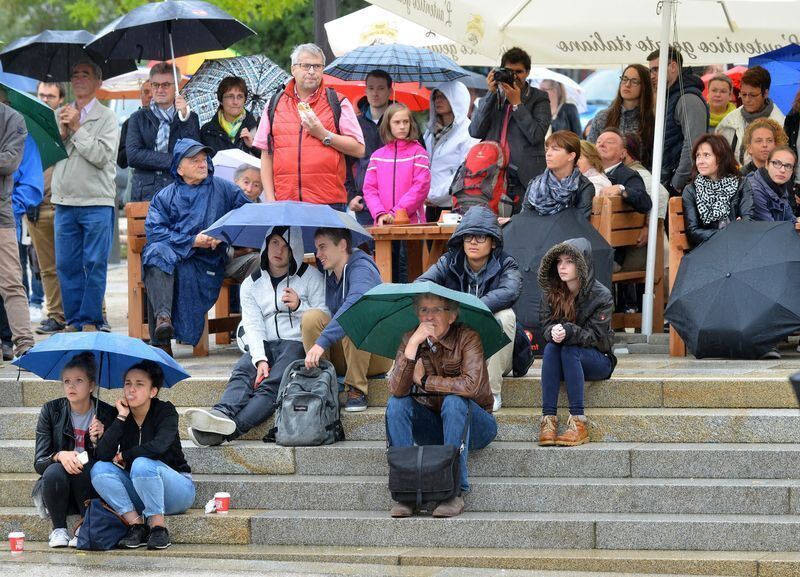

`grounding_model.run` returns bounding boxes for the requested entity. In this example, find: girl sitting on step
[537,238,617,447]
[91,361,194,551]
[34,352,117,548]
